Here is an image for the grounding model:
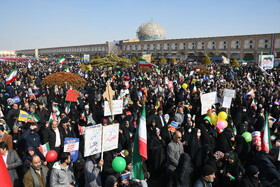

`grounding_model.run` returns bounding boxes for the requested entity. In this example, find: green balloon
[242,132,252,143]
[117,71,121,75]
[112,156,126,173]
